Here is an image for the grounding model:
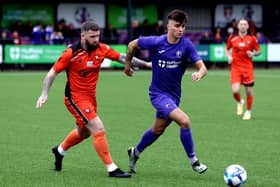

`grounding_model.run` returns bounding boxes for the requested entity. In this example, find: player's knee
[232,90,240,95]
[78,128,91,139]
[179,119,191,128]
[82,134,91,139]
[152,126,165,135]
